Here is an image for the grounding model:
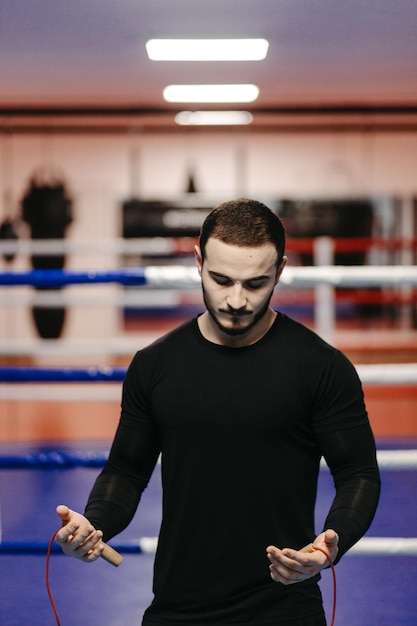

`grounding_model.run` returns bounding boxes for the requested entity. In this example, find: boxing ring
[1,257,417,624]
